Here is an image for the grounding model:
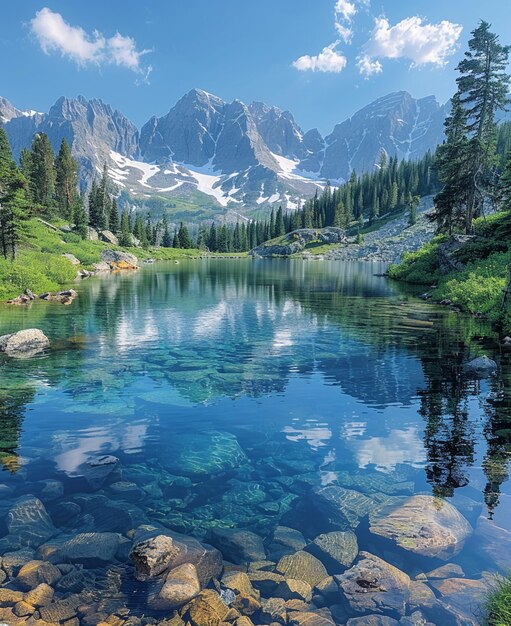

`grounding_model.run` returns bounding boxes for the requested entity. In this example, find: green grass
[485,575,511,625]
[0,218,216,301]
[388,211,511,328]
